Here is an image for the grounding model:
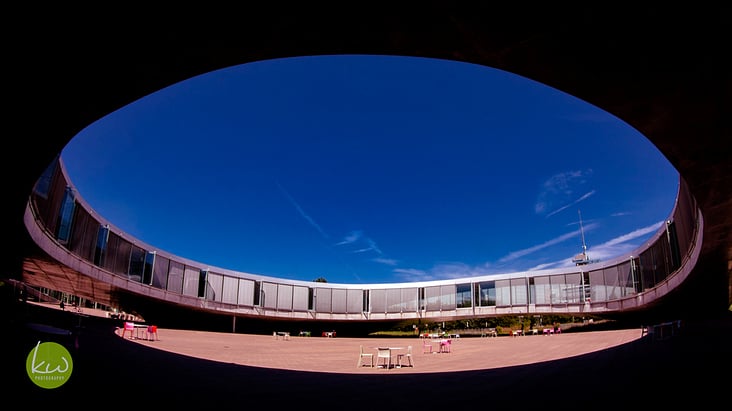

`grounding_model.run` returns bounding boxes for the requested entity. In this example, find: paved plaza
[127,327,643,374]
[7,300,731,407]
